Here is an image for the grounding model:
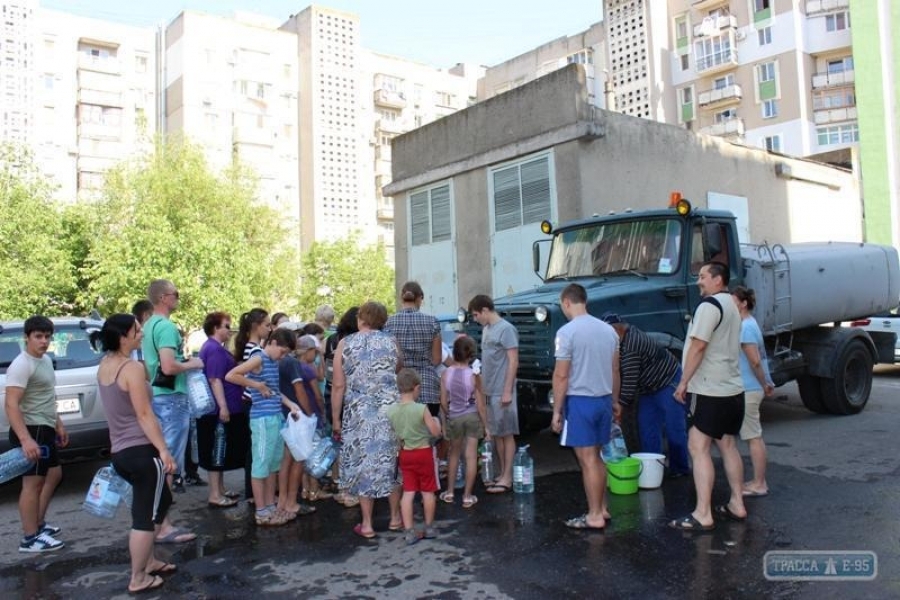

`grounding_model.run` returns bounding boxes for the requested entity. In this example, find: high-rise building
[850,0,899,246]
[361,51,481,264]
[164,11,299,222]
[1,0,37,147]
[34,9,157,201]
